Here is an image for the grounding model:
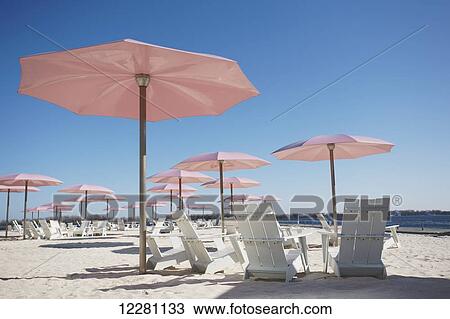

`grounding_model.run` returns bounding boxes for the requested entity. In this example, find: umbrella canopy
[272,134,394,161]
[0,173,62,239]
[272,134,394,235]
[58,184,114,194]
[148,183,197,193]
[0,173,62,187]
[58,184,114,220]
[19,39,258,274]
[174,152,270,234]
[147,169,212,209]
[0,185,39,238]
[174,152,270,171]
[202,177,260,189]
